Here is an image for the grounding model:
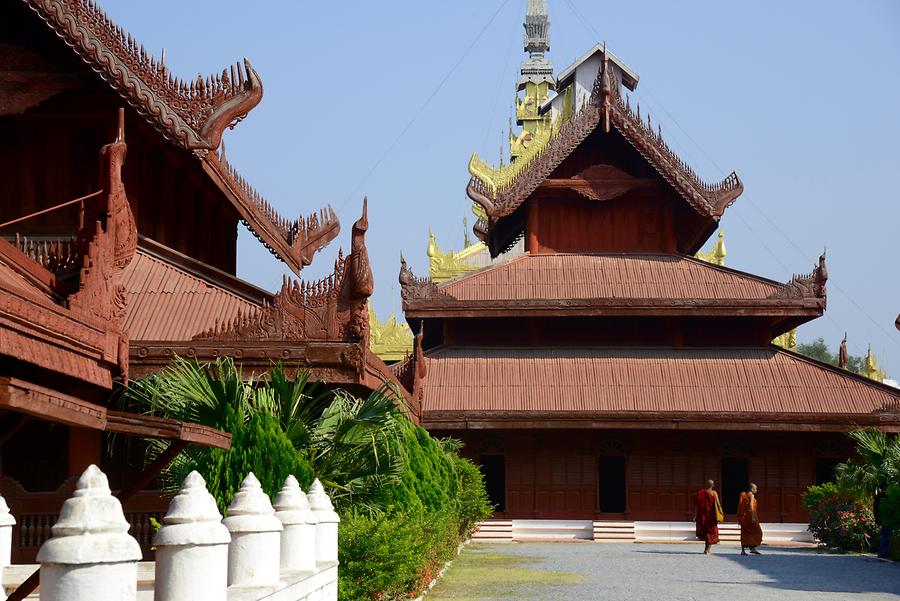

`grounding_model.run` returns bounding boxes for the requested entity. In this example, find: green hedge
[338,420,493,601]
[198,408,313,513]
